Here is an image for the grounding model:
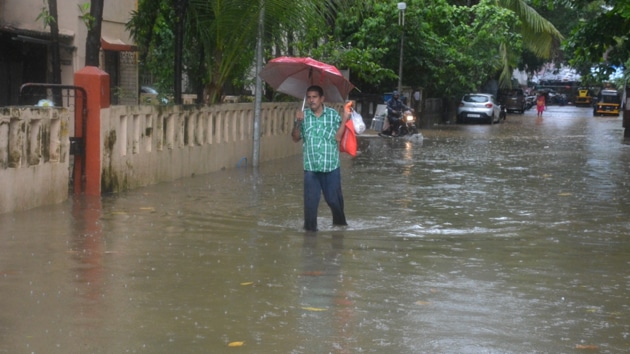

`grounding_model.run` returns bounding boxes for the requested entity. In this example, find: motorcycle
[379,109,418,138]
[525,95,536,110]
[400,110,418,136]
